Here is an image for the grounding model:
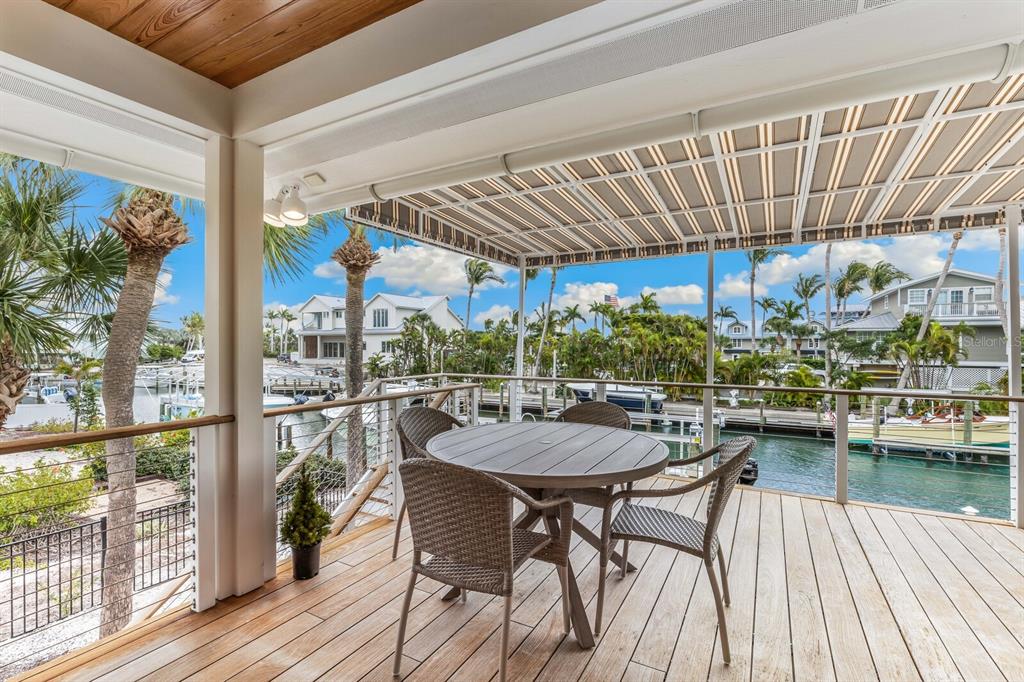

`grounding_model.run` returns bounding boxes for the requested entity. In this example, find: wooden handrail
[393,373,1024,404]
[0,414,235,456]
